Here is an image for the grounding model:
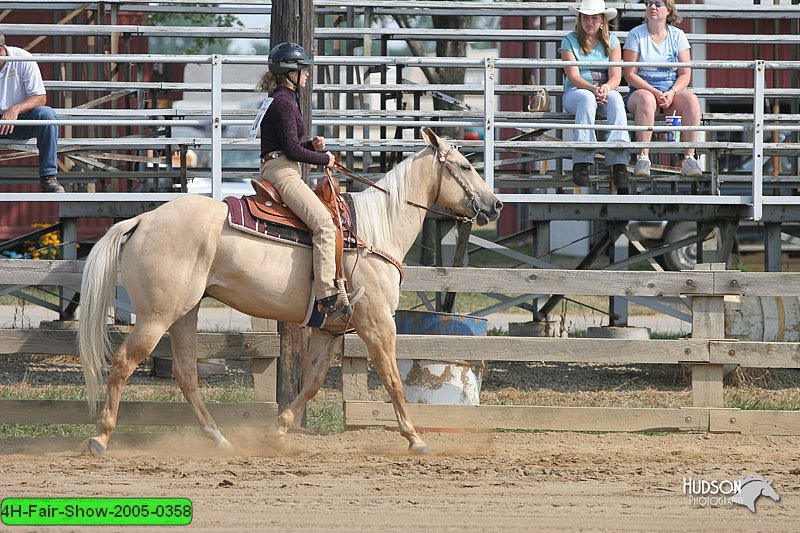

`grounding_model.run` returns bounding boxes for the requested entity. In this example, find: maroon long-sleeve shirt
[260,86,329,166]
